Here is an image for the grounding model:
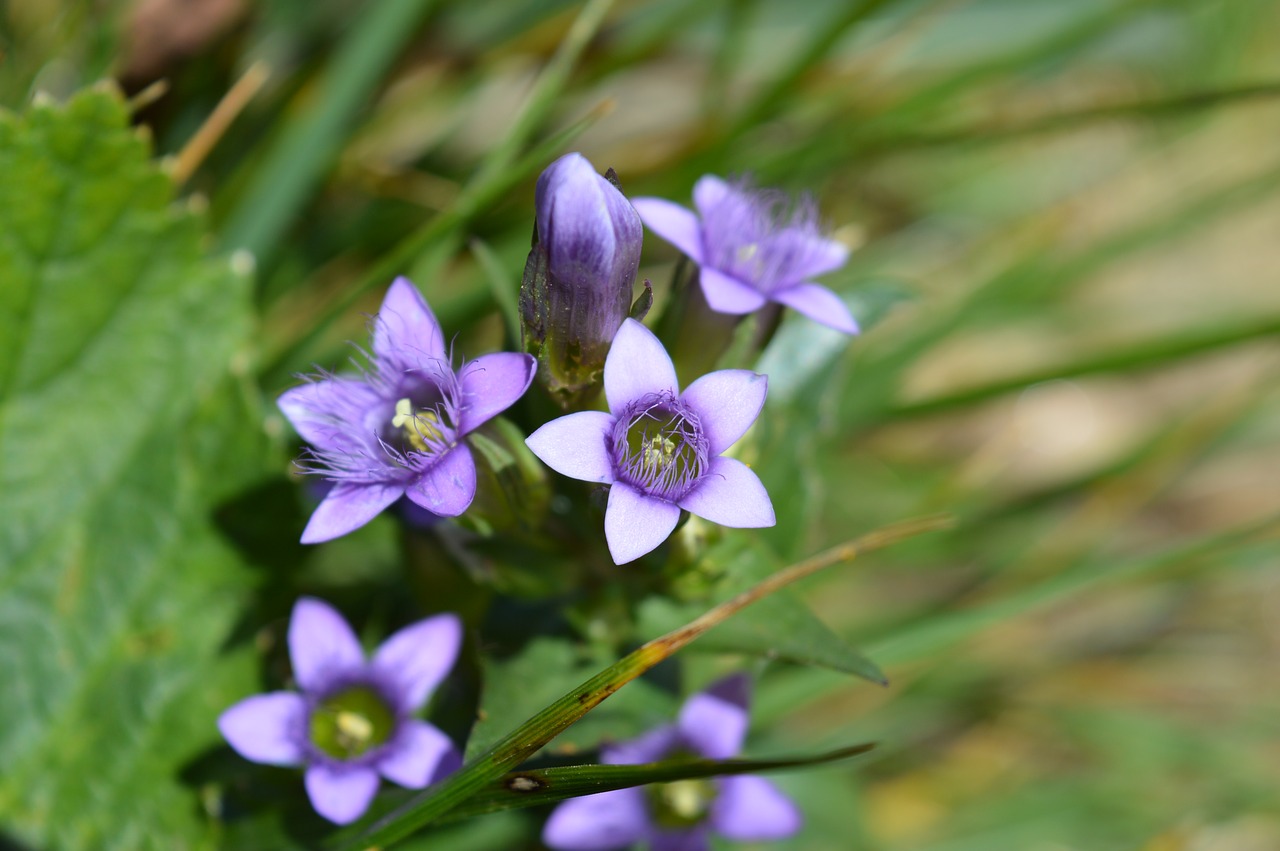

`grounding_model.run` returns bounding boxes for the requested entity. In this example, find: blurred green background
[3,0,1279,849]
